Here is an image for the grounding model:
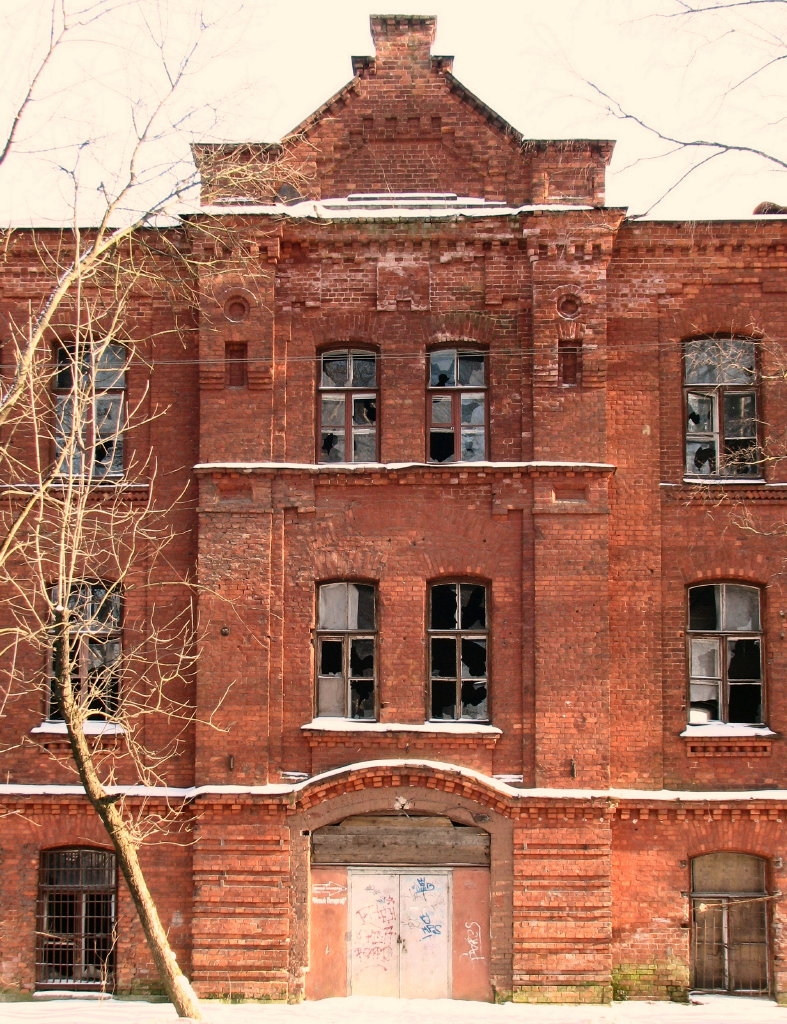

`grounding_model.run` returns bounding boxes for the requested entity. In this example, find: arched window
[36,848,117,989]
[684,336,759,478]
[691,853,769,994]
[316,582,376,719]
[687,583,763,725]
[427,349,486,462]
[429,581,488,721]
[54,339,126,478]
[49,582,122,721]
[318,350,377,463]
